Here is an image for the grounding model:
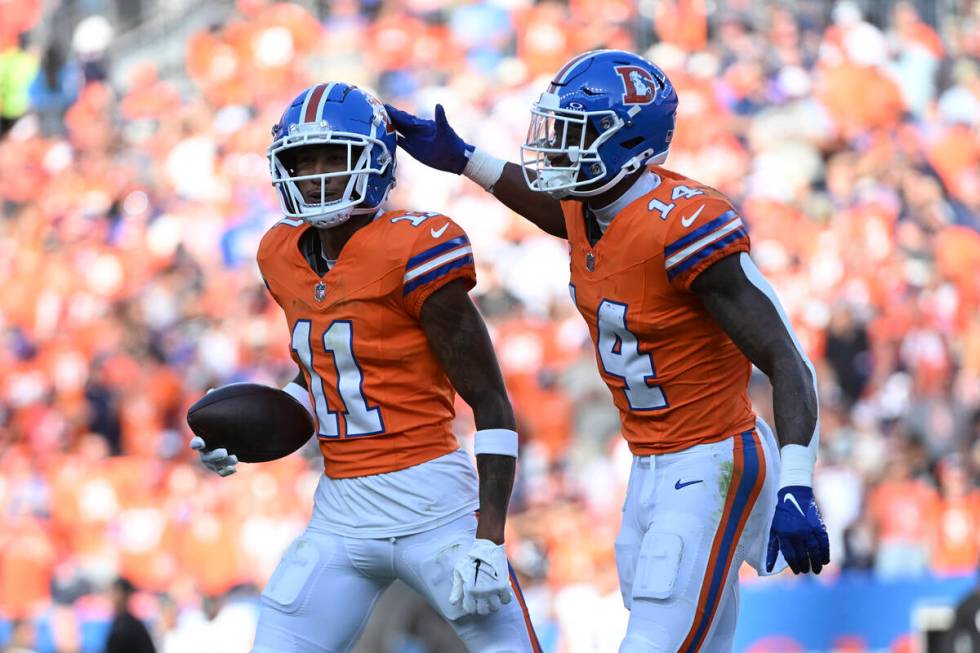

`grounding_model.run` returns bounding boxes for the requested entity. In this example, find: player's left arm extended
[419,279,517,545]
[420,279,517,615]
[692,252,831,574]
